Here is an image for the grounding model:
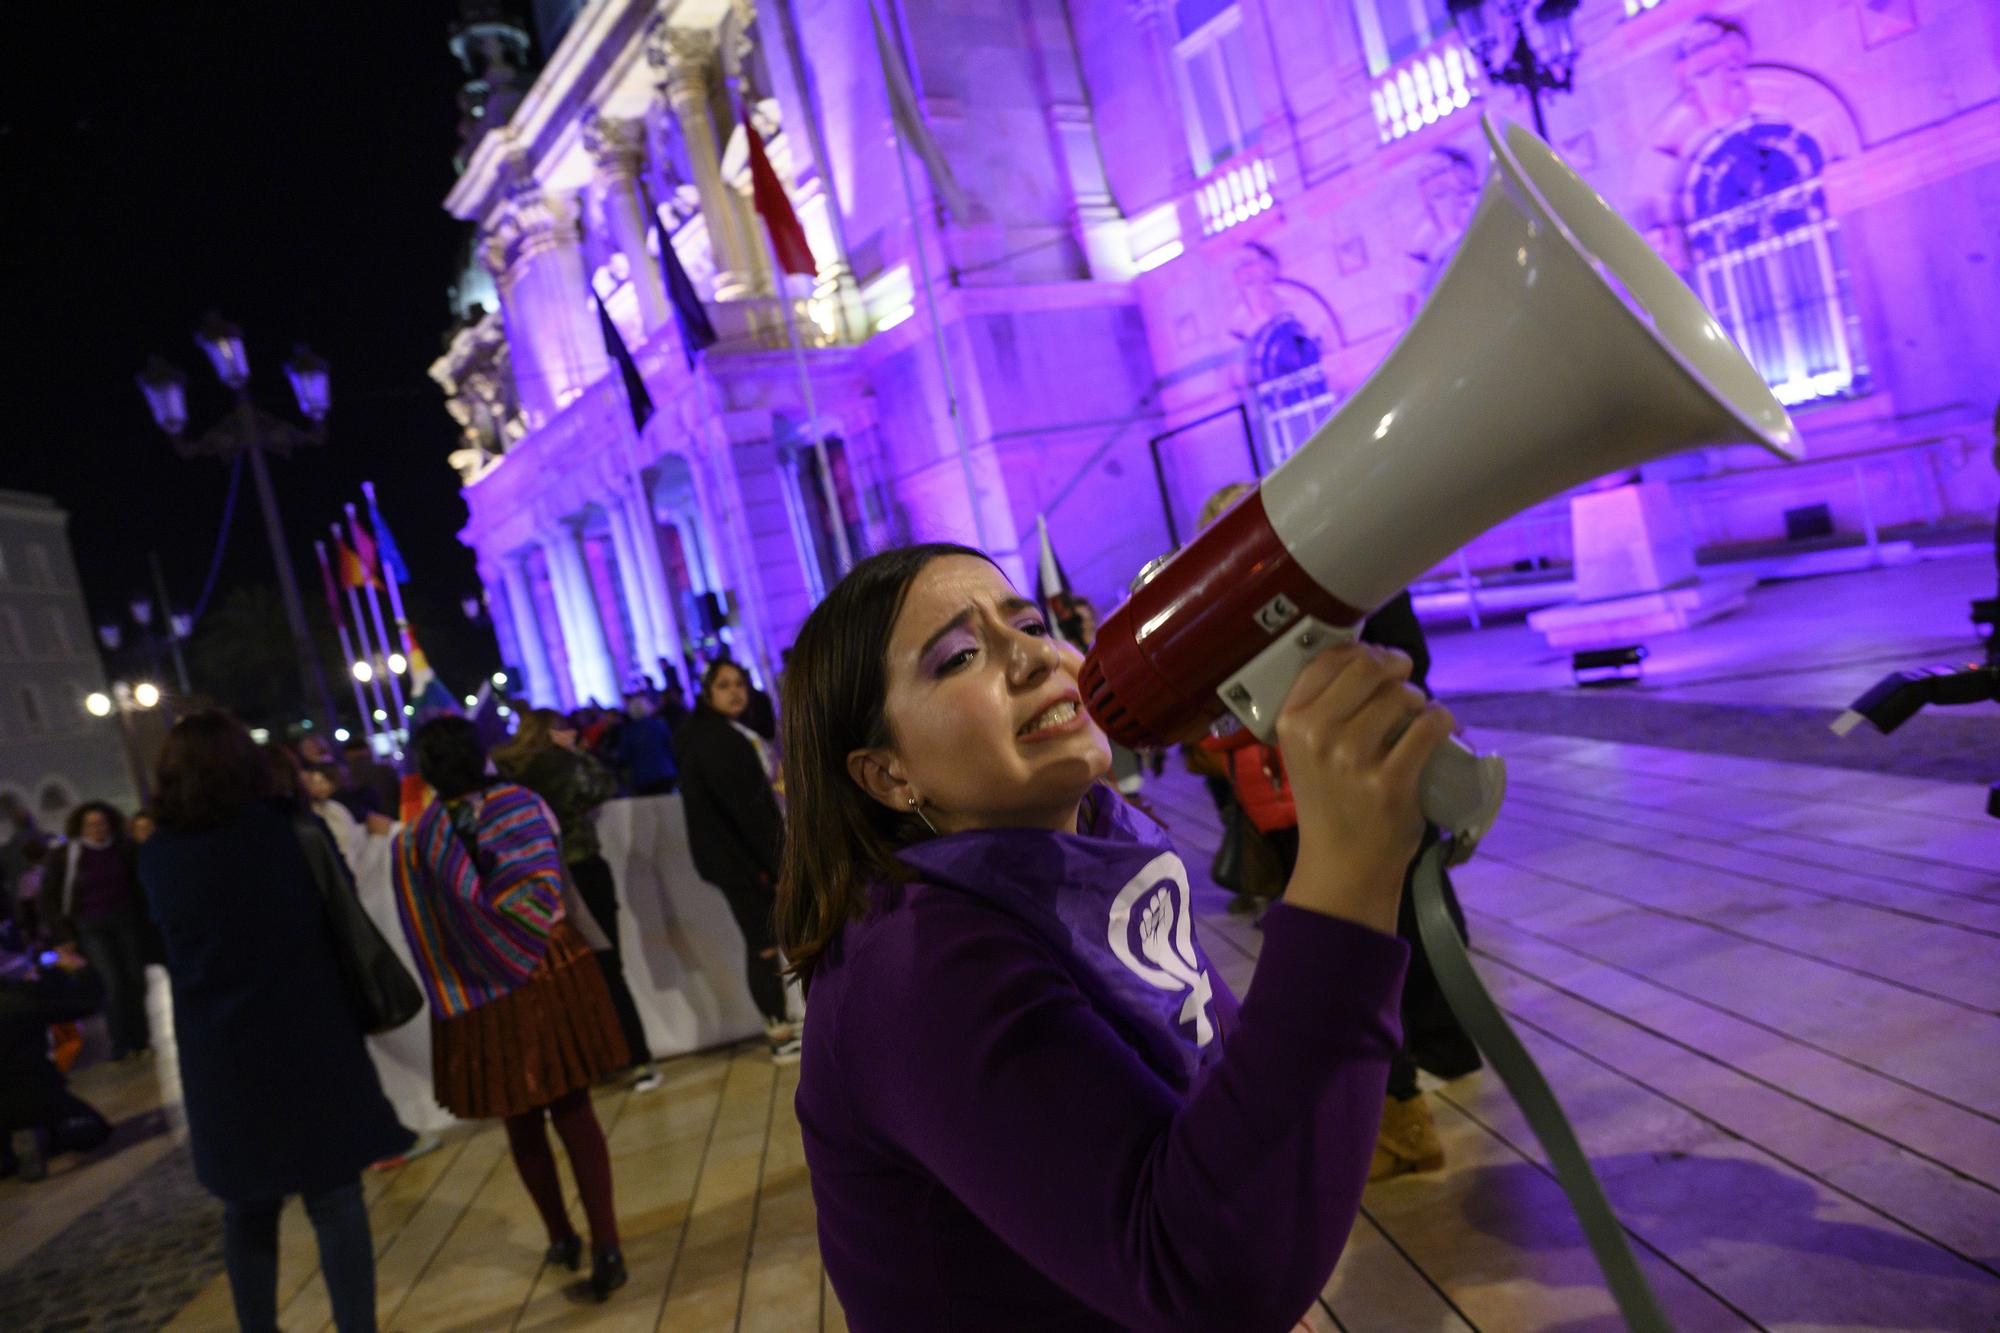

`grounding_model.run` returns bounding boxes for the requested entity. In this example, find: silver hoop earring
[906,794,940,837]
